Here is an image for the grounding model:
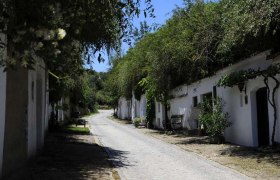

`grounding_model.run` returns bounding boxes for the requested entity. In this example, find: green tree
[0,0,154,73]
[105,59,123,114]
[106,1,225,129]
[218,0,280,61]
[106,0,280,136]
